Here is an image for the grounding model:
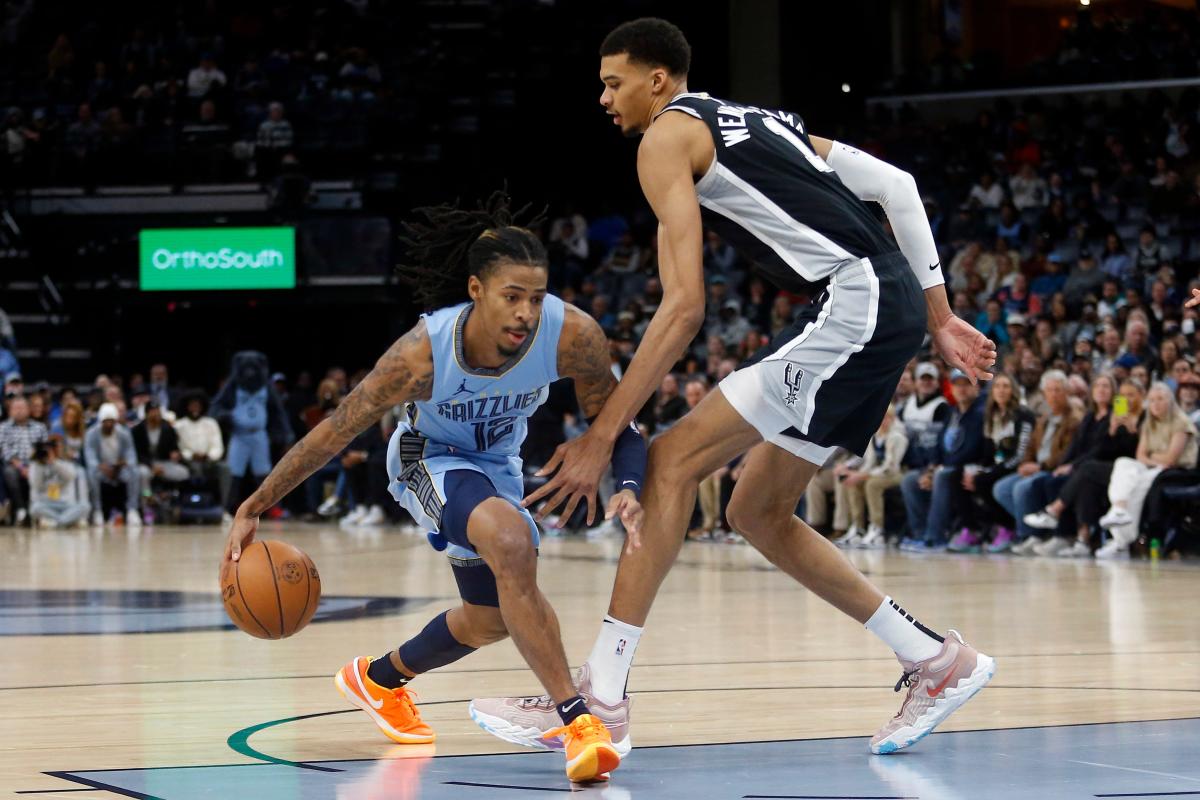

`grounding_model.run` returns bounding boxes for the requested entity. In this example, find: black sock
[556,694,589,726]
[366,653,411,689]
